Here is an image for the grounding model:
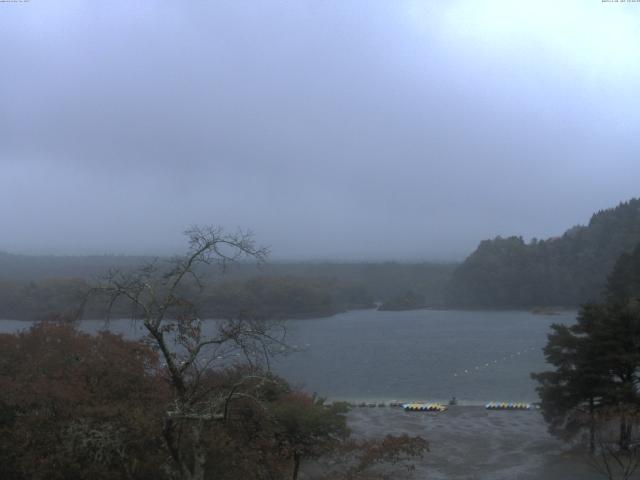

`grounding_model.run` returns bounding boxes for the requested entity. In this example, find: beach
[345,406,602,480]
